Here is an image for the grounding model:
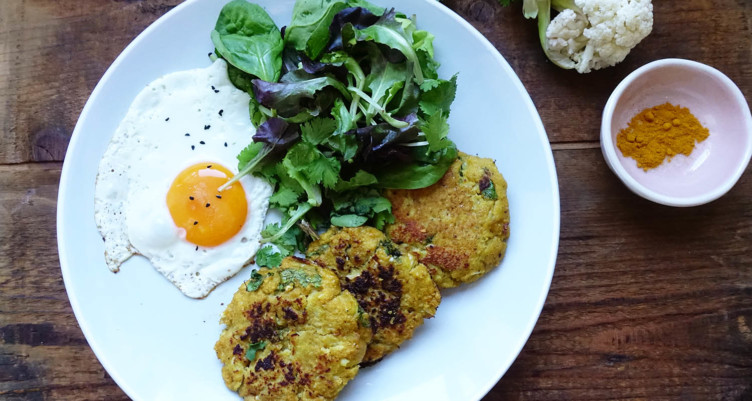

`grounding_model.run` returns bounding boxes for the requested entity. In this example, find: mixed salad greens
[211,0,459,264]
